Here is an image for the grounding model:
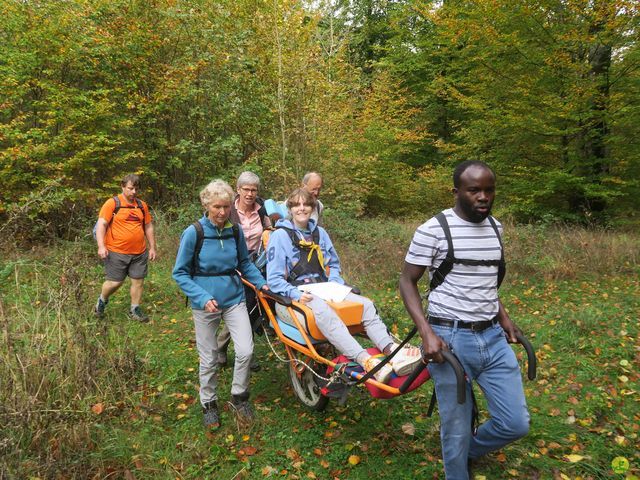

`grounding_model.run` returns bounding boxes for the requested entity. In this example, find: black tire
[288,355,330,412]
